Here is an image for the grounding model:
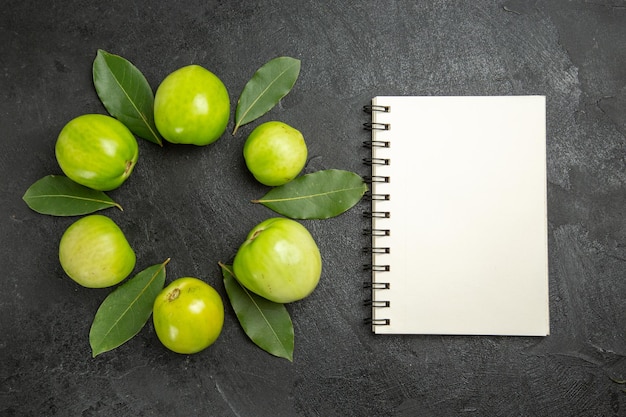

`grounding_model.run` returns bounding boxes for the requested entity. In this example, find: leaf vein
[26,194,116,205]
[258,185,365,203]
